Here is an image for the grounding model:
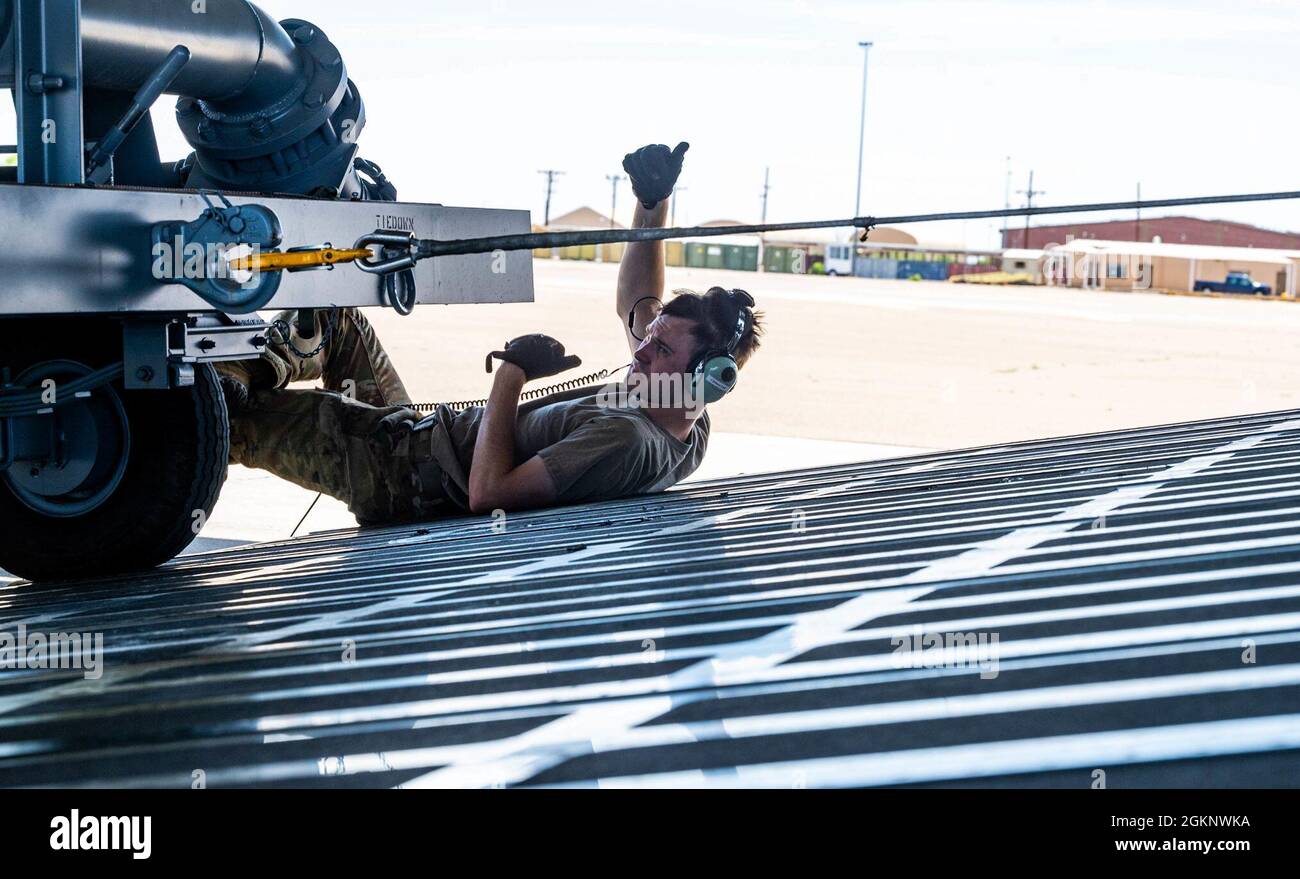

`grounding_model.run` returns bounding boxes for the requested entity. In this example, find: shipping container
[724,244,758,272]
[764,245,816,274]
[682,240,758,271]
[855,257,899,279]
[896,260,949,281]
